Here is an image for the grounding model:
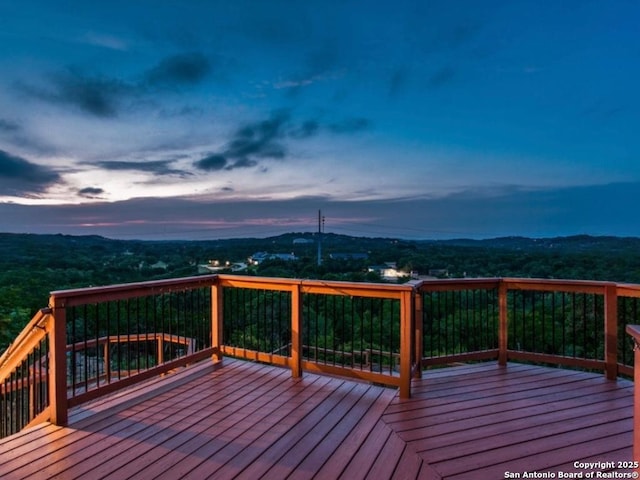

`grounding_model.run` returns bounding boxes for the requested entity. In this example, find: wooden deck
[0,359,633,479]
